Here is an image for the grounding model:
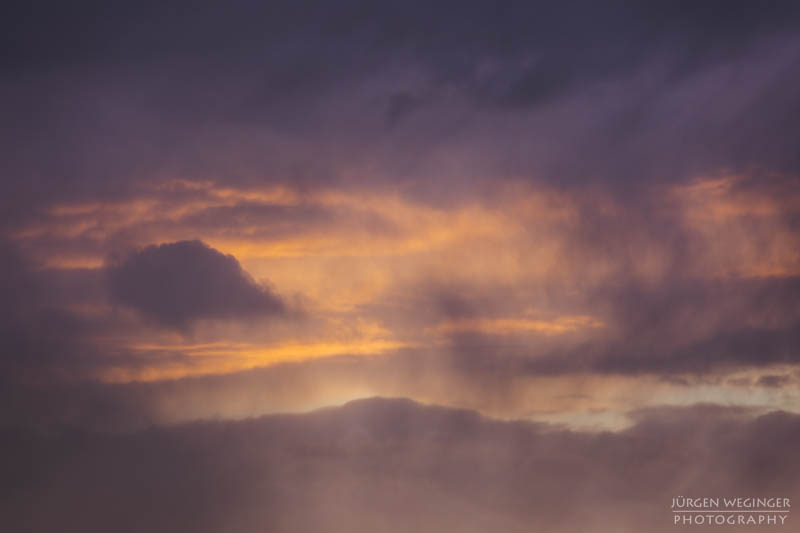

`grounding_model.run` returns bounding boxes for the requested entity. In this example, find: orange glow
[10,177,800,387]
[430,315,605,335]
[672,175,800,278]
[102,339,410,383]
